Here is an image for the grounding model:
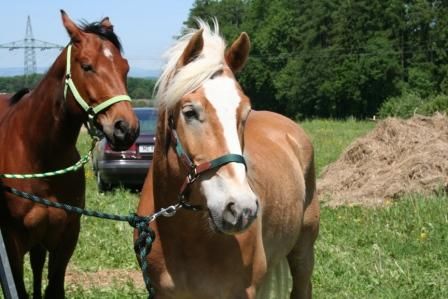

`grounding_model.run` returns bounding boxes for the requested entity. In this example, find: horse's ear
[60,10,81,43]
[225,32,250,73]
[176,29,204,69]
[100,17,114,32]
